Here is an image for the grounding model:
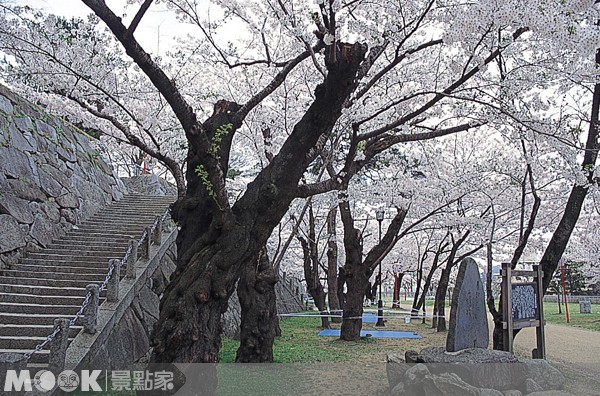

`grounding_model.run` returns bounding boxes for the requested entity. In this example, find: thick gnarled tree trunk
[339,195,408,341]
[236,248,279,362]
[338,197,366,341]
[151,43,369,363]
